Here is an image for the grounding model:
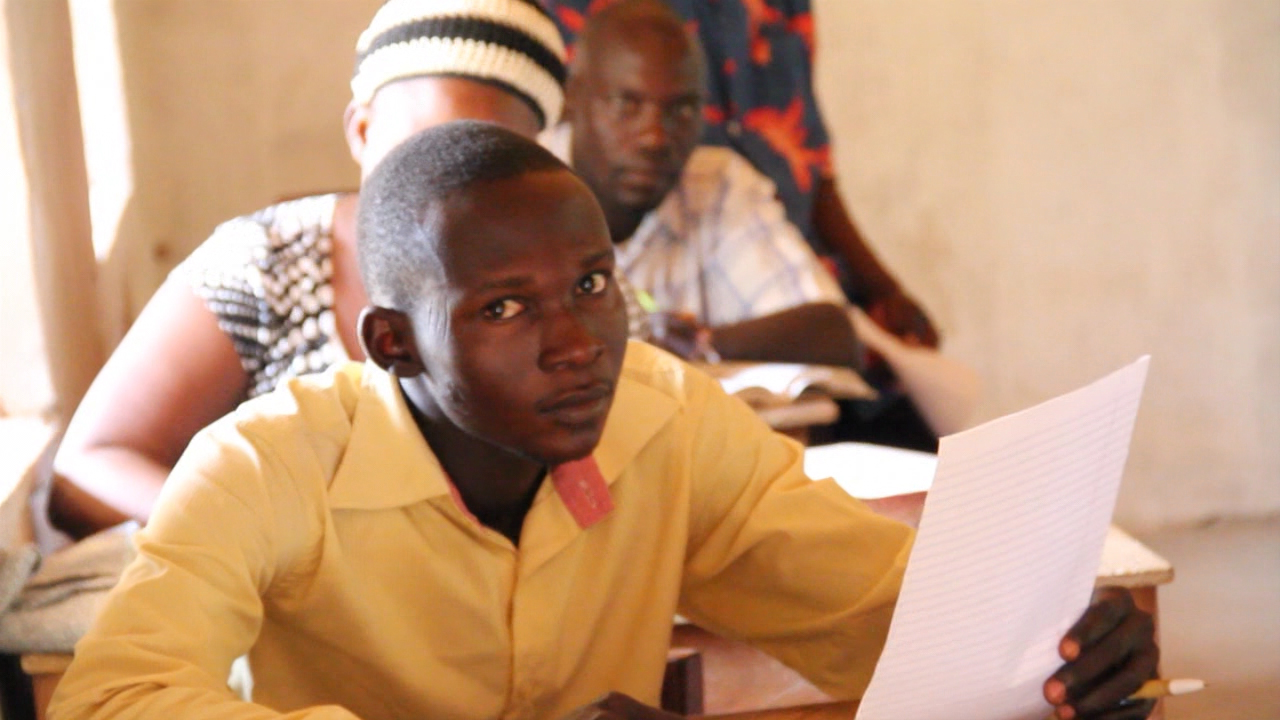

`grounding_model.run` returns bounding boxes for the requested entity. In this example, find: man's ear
[358,306,425,377]
[343,100,372,166]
